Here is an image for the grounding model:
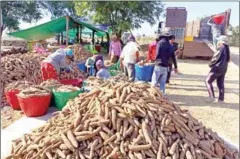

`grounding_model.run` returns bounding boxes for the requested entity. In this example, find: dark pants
[205,71,226,101]
[124,63,135,82]
[166,64,172,83]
